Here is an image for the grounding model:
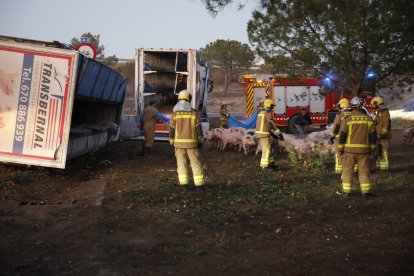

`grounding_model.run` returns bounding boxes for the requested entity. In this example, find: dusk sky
[0,0,258,58]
